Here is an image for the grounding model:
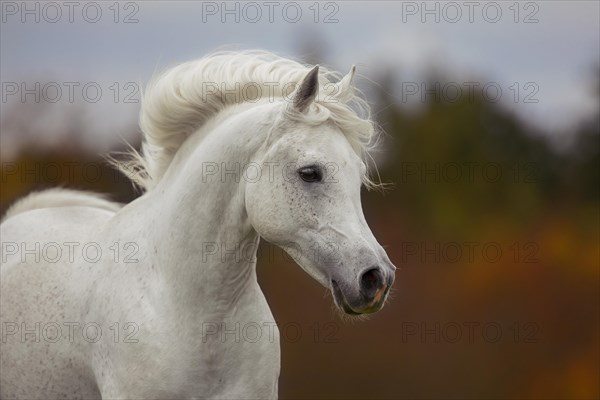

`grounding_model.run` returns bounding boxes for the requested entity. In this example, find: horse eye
[298,166,322,183]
